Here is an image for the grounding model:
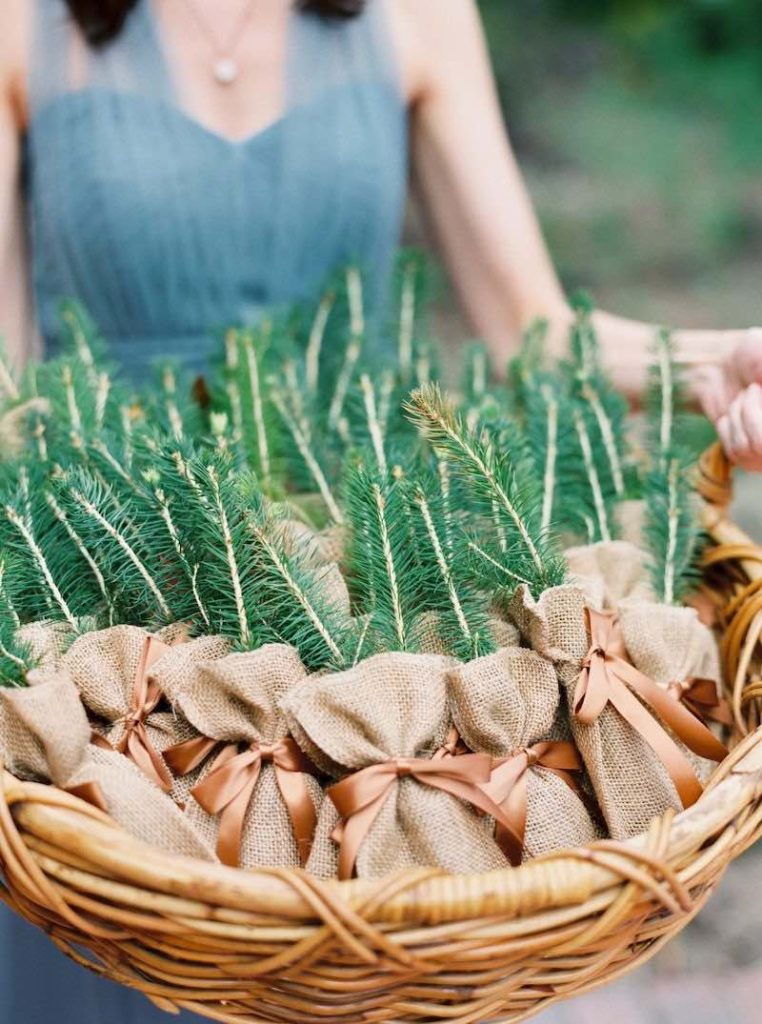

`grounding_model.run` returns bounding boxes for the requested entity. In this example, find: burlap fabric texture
[448,647,601,861]
[282,651,508,880]
[510,583,727,840]
[60,625,226,805]
[153,642,323,870]
[0,669,214,860]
